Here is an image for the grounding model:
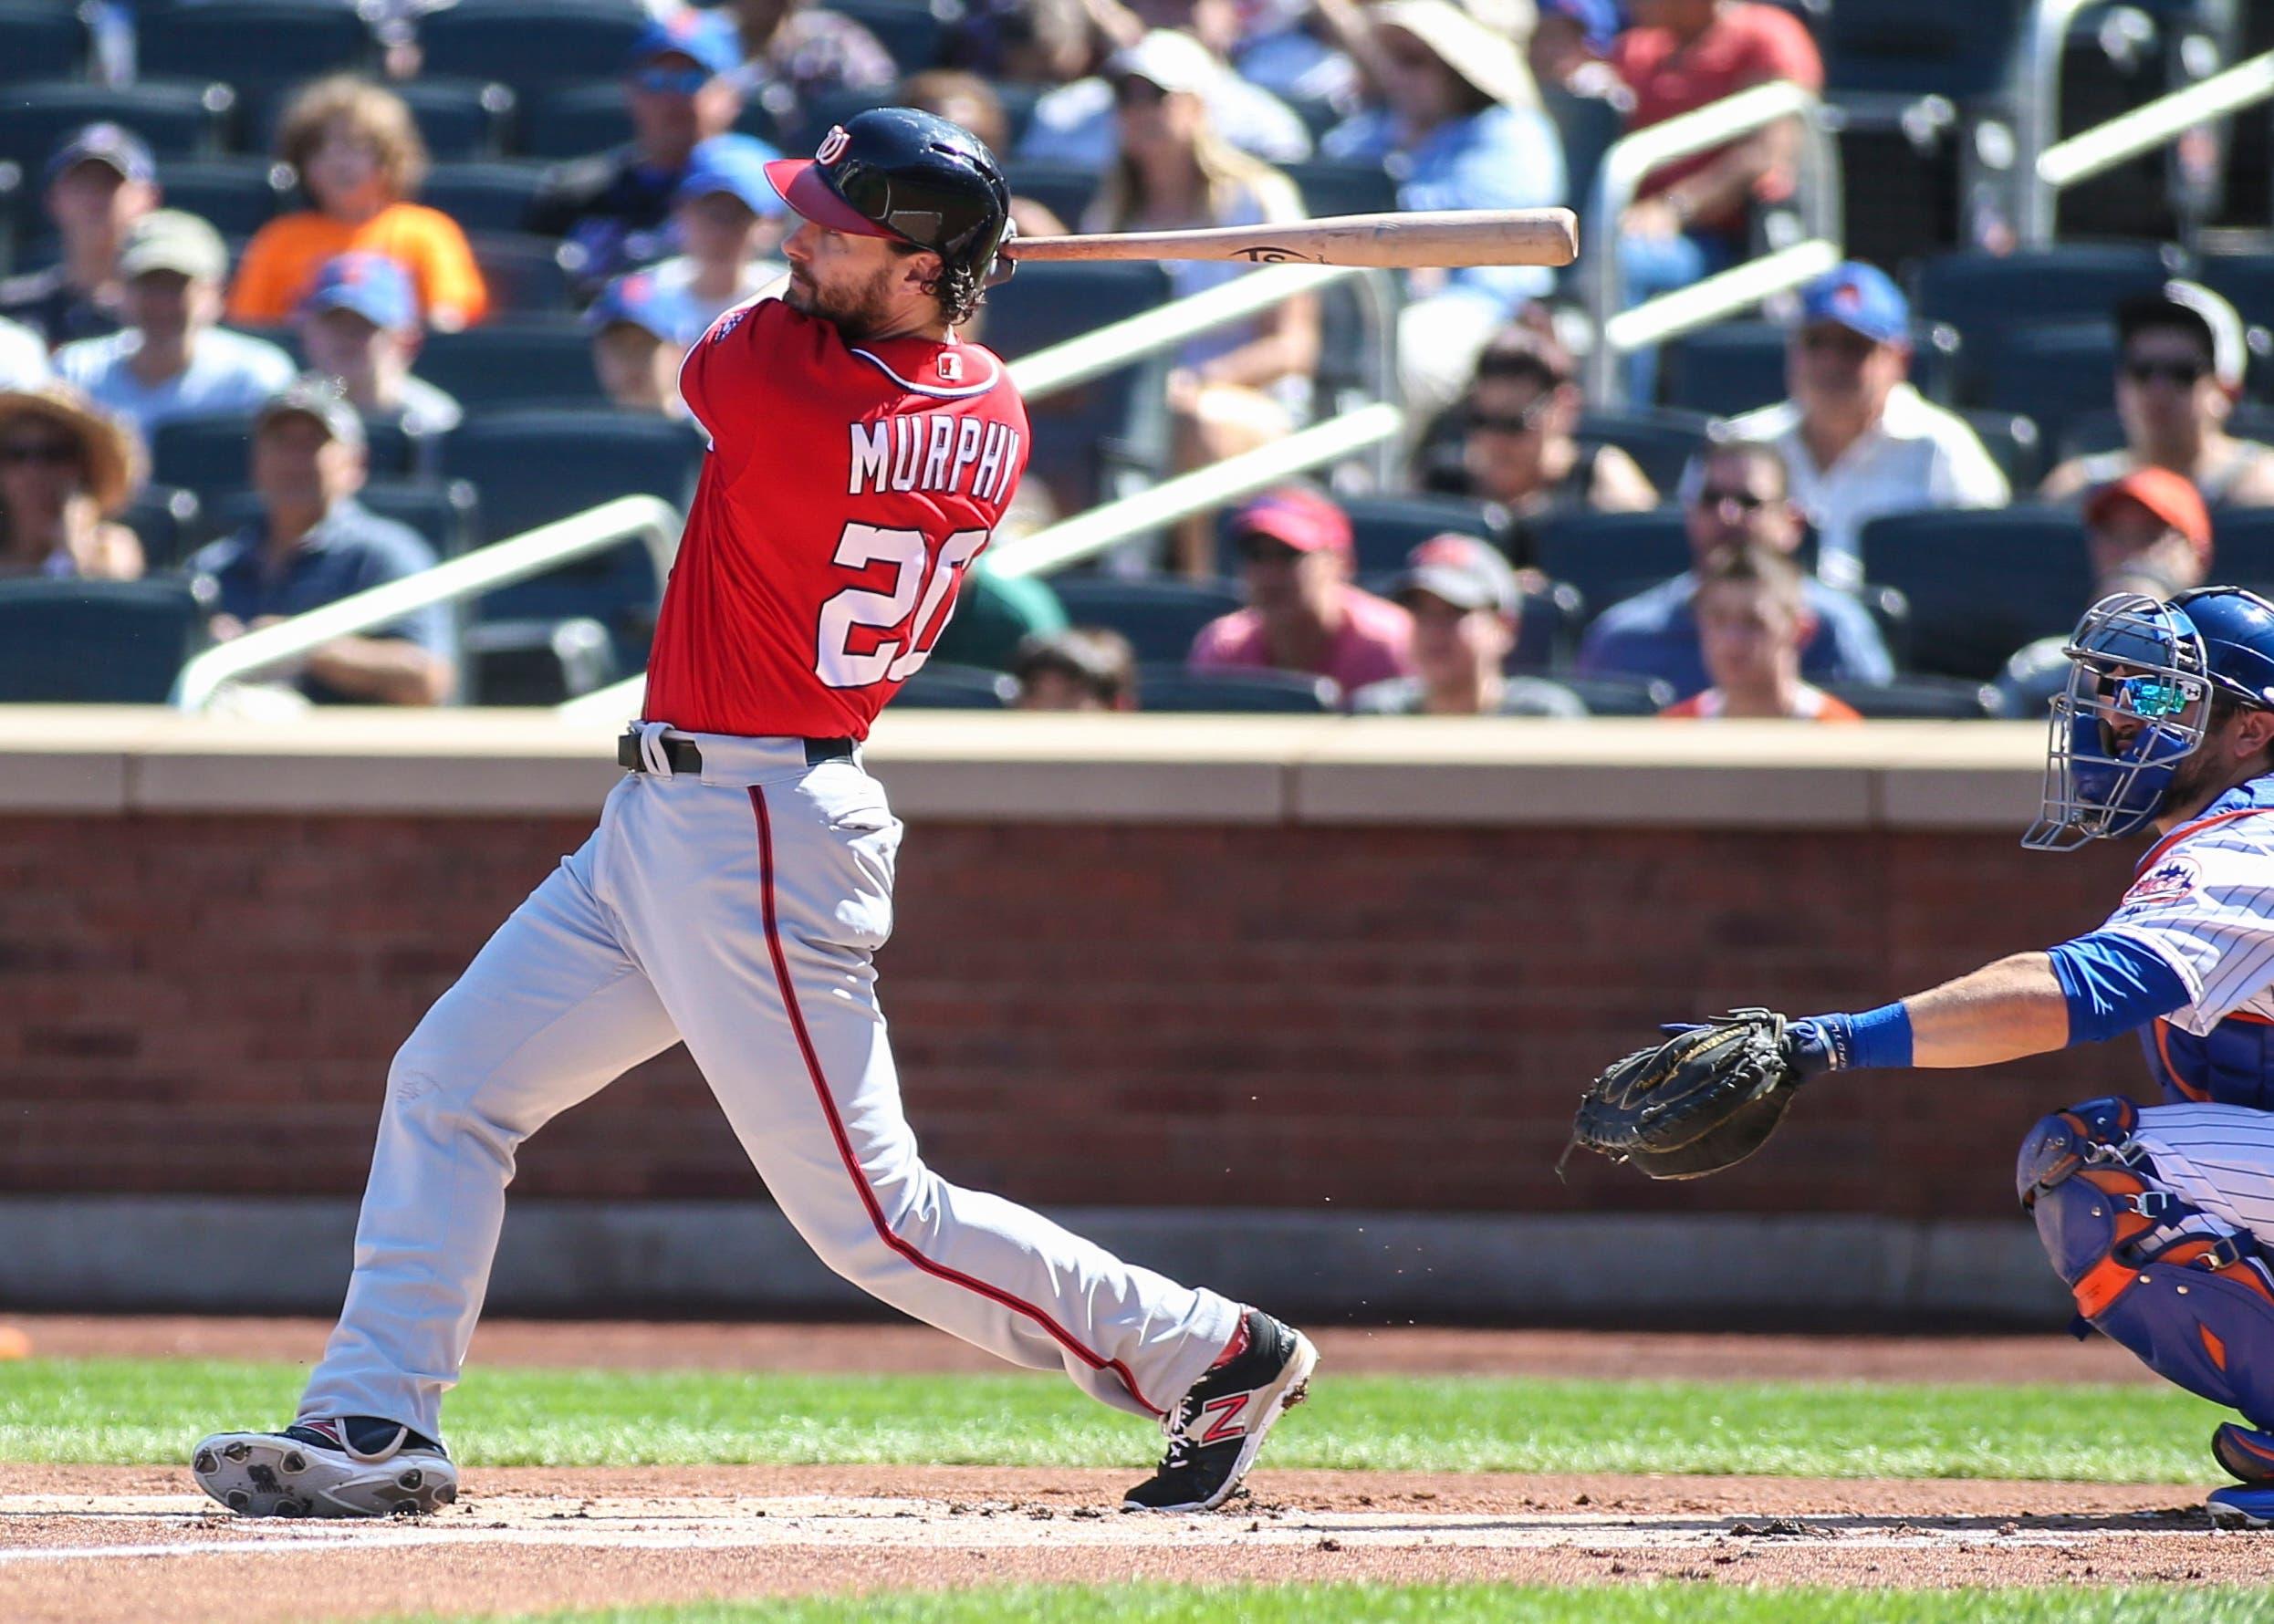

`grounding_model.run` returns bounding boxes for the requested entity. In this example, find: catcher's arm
[1895,953,2070,1068]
